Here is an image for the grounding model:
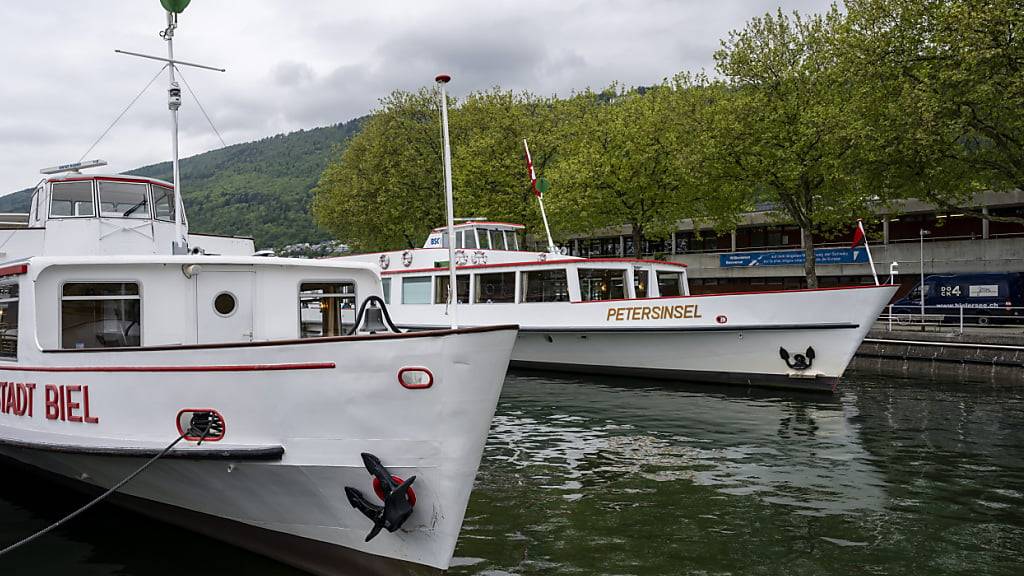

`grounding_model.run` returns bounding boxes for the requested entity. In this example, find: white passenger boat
[342,221,897,391]
[0,5,517,575]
